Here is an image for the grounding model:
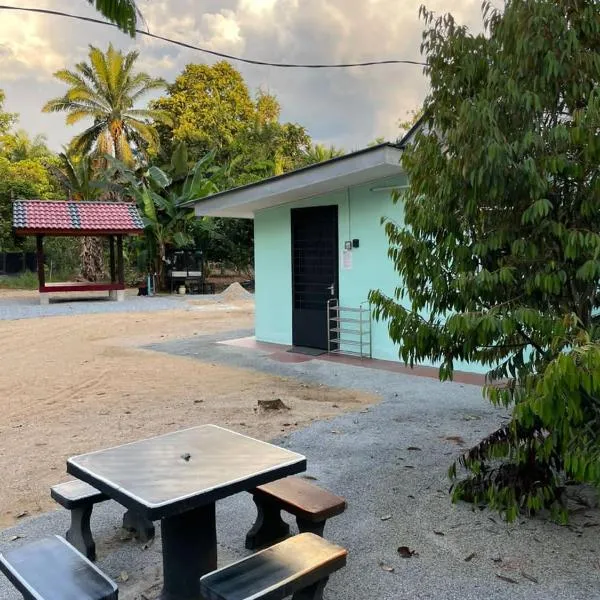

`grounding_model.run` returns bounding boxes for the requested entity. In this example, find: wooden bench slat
[254,477,346,522]
[0,535,118,600]
[201,533,347,600]
[51,480,108,509]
